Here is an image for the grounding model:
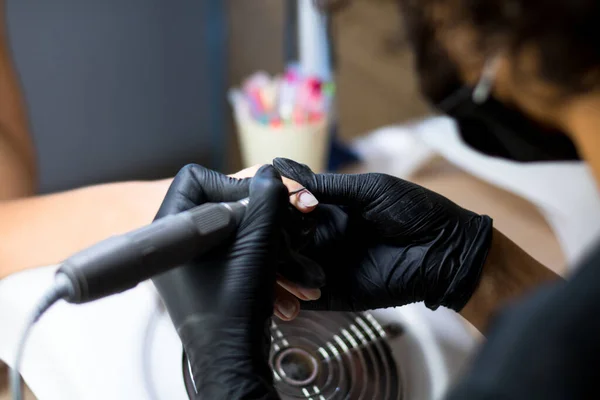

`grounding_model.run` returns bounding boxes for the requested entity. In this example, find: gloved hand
[152,164,287,399]
[273,158,494,312]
